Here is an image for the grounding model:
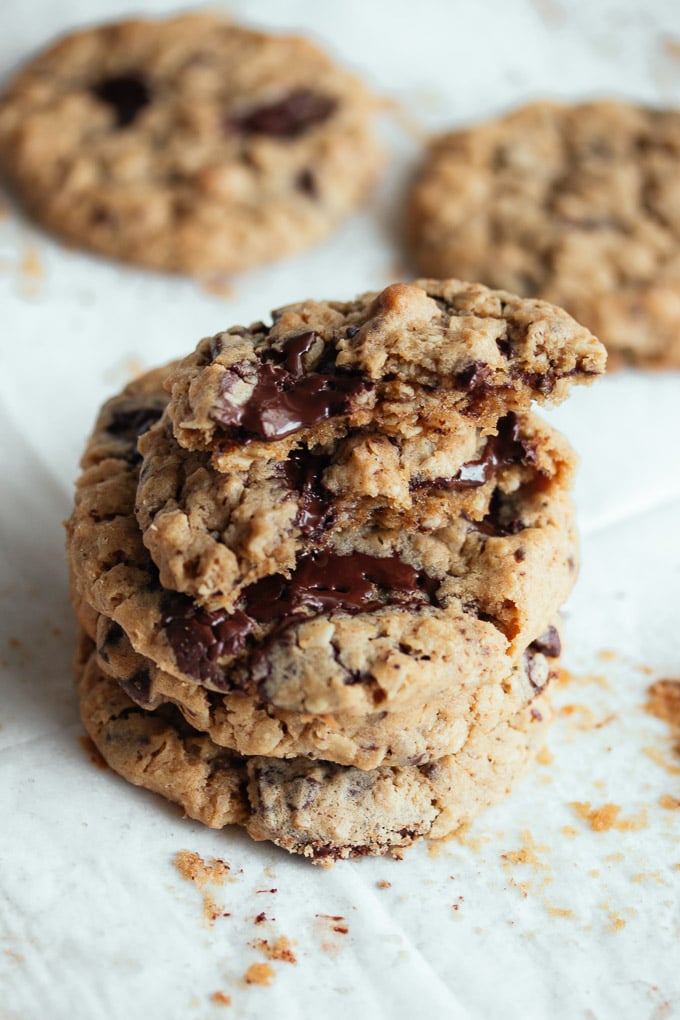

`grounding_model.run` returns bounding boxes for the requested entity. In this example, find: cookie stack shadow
[67,279,606,862]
